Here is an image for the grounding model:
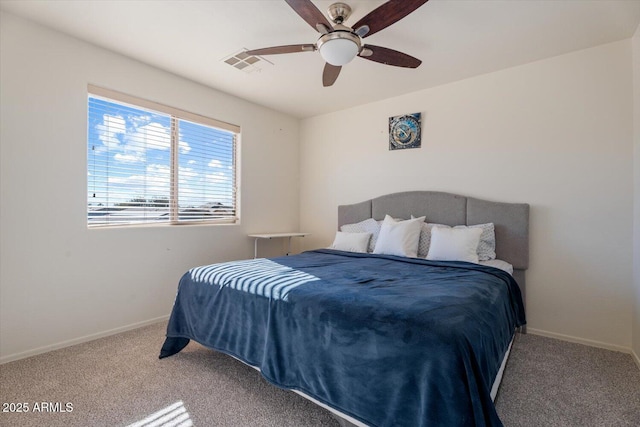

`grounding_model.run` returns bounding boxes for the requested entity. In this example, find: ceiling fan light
[318,32,361,66]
